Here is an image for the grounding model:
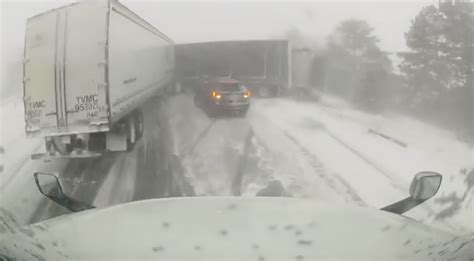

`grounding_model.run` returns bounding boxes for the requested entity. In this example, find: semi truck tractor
[23,0,175,159]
